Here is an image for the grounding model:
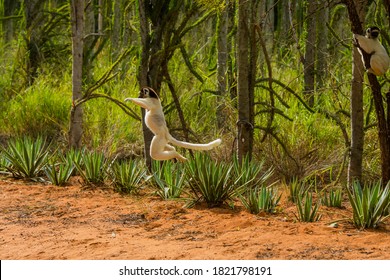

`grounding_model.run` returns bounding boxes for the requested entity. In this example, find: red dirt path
[0,178,389,260]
